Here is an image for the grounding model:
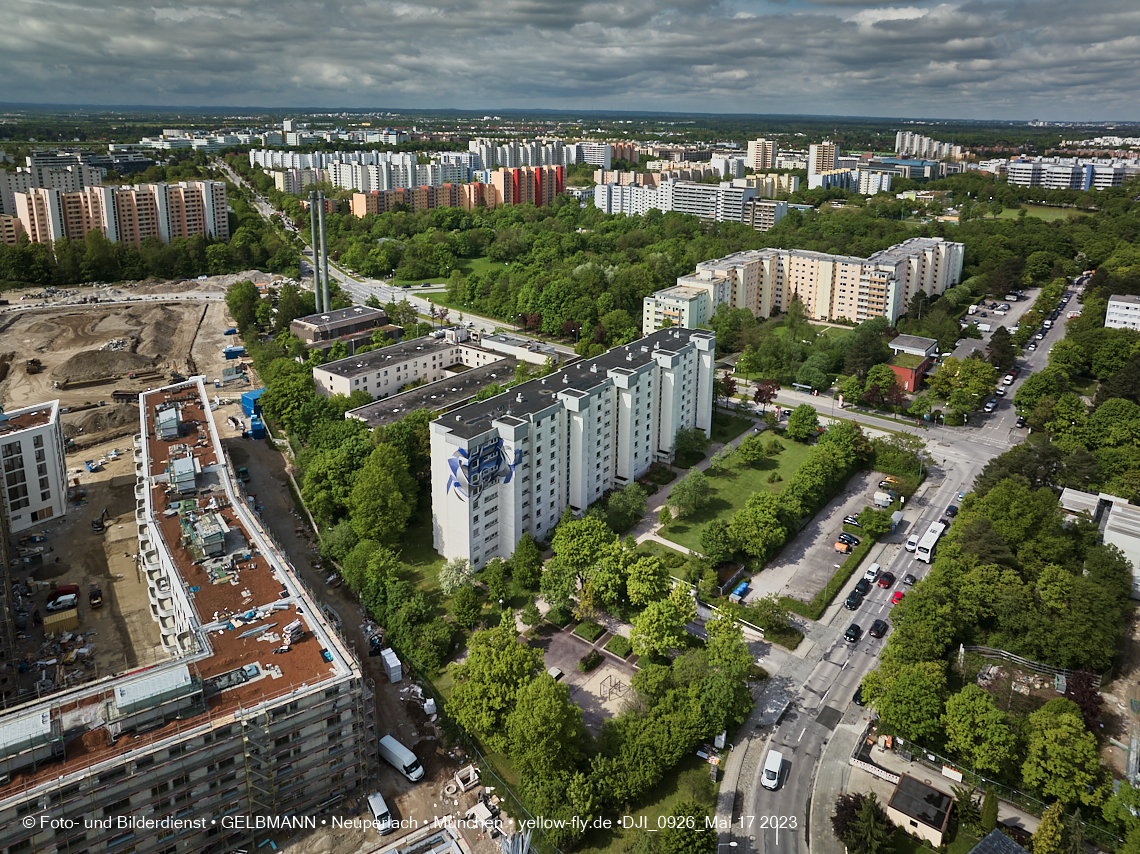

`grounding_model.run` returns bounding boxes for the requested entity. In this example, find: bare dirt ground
[1099,610,1140,777]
